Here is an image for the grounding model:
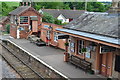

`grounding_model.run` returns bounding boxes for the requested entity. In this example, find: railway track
[1,43,44,79]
